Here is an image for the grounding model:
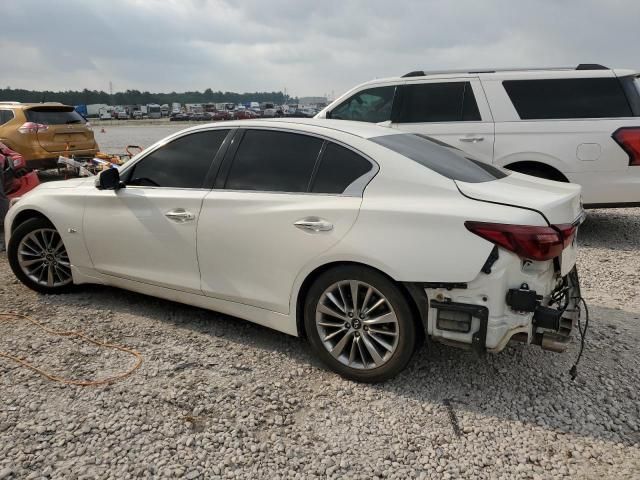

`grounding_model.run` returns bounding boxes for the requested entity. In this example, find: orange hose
[0,312,142,386]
